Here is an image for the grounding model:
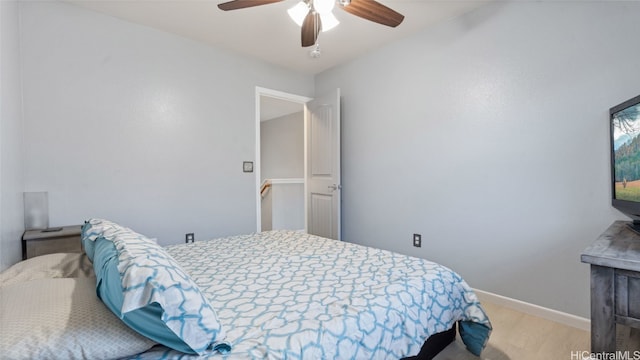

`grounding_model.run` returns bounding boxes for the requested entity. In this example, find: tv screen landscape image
[612,96,640,203]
